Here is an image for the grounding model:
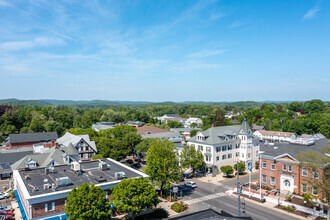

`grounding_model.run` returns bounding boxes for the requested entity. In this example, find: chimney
[55,142,59,149]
